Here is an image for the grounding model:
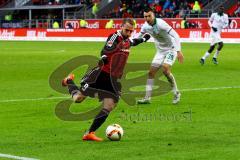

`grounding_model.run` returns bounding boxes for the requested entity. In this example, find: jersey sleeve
[168,29,181,51]
[130,38,144,46]
[101,33,119,56]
